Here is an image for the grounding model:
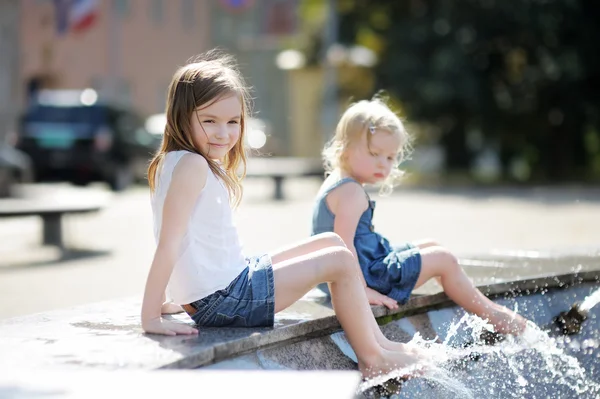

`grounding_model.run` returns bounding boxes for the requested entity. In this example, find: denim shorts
[186,254,275,328]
